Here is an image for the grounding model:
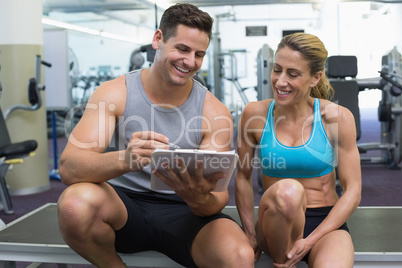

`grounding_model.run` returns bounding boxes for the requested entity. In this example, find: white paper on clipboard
[150,149,238,192]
